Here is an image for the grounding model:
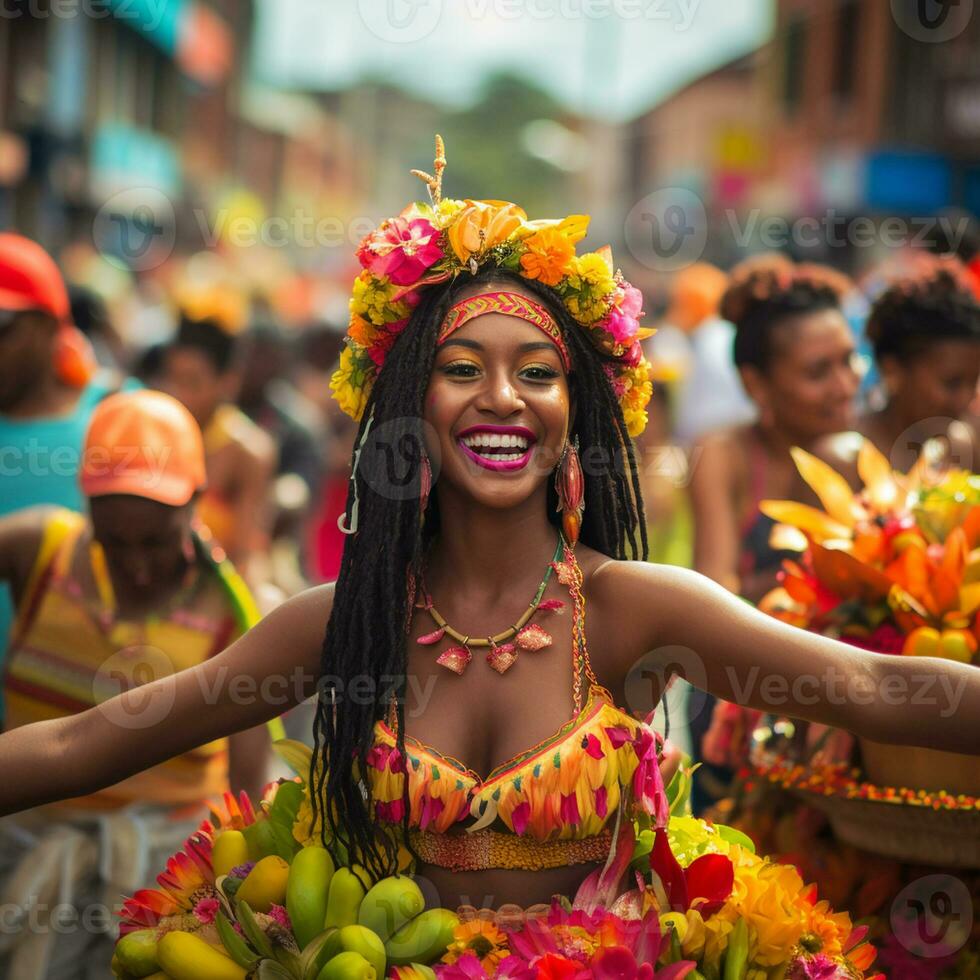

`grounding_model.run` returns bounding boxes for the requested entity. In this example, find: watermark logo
[92,646,176,731]
[92,188,176,273]
[625,646,709,721]
[891,0,973,42]
[625,188,707,272]
[888,418,973,474]
[358,417,441,503]
[891,874,972,957]
[358,0,444,43]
